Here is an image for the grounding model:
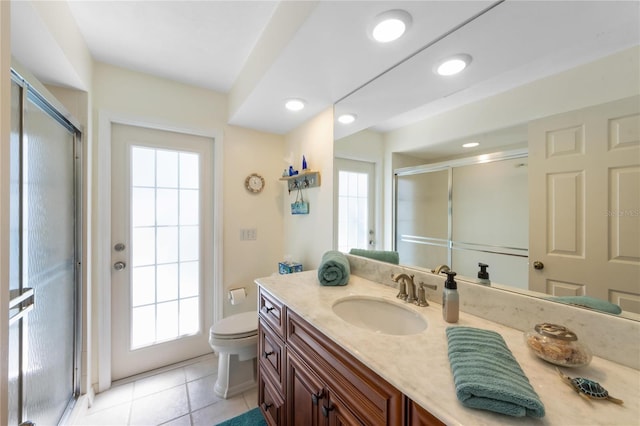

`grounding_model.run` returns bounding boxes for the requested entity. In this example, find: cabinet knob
[263,350,274,358]
[321,404,334,418]
[311,390,325,405]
